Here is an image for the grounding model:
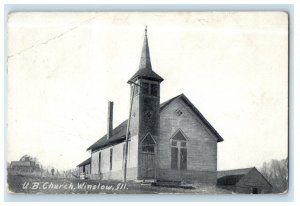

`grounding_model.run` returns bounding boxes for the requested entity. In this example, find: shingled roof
[87,94,224,152]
